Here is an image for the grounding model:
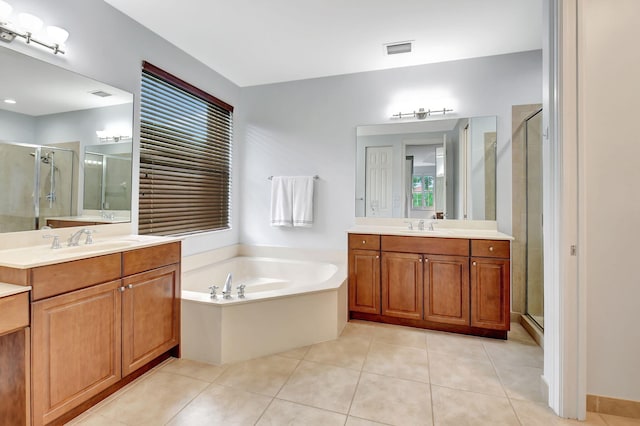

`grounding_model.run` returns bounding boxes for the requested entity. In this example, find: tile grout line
[482,341,525,426]
[344,331,373,422]
[161,376,224,425]
[426,333,436,426]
